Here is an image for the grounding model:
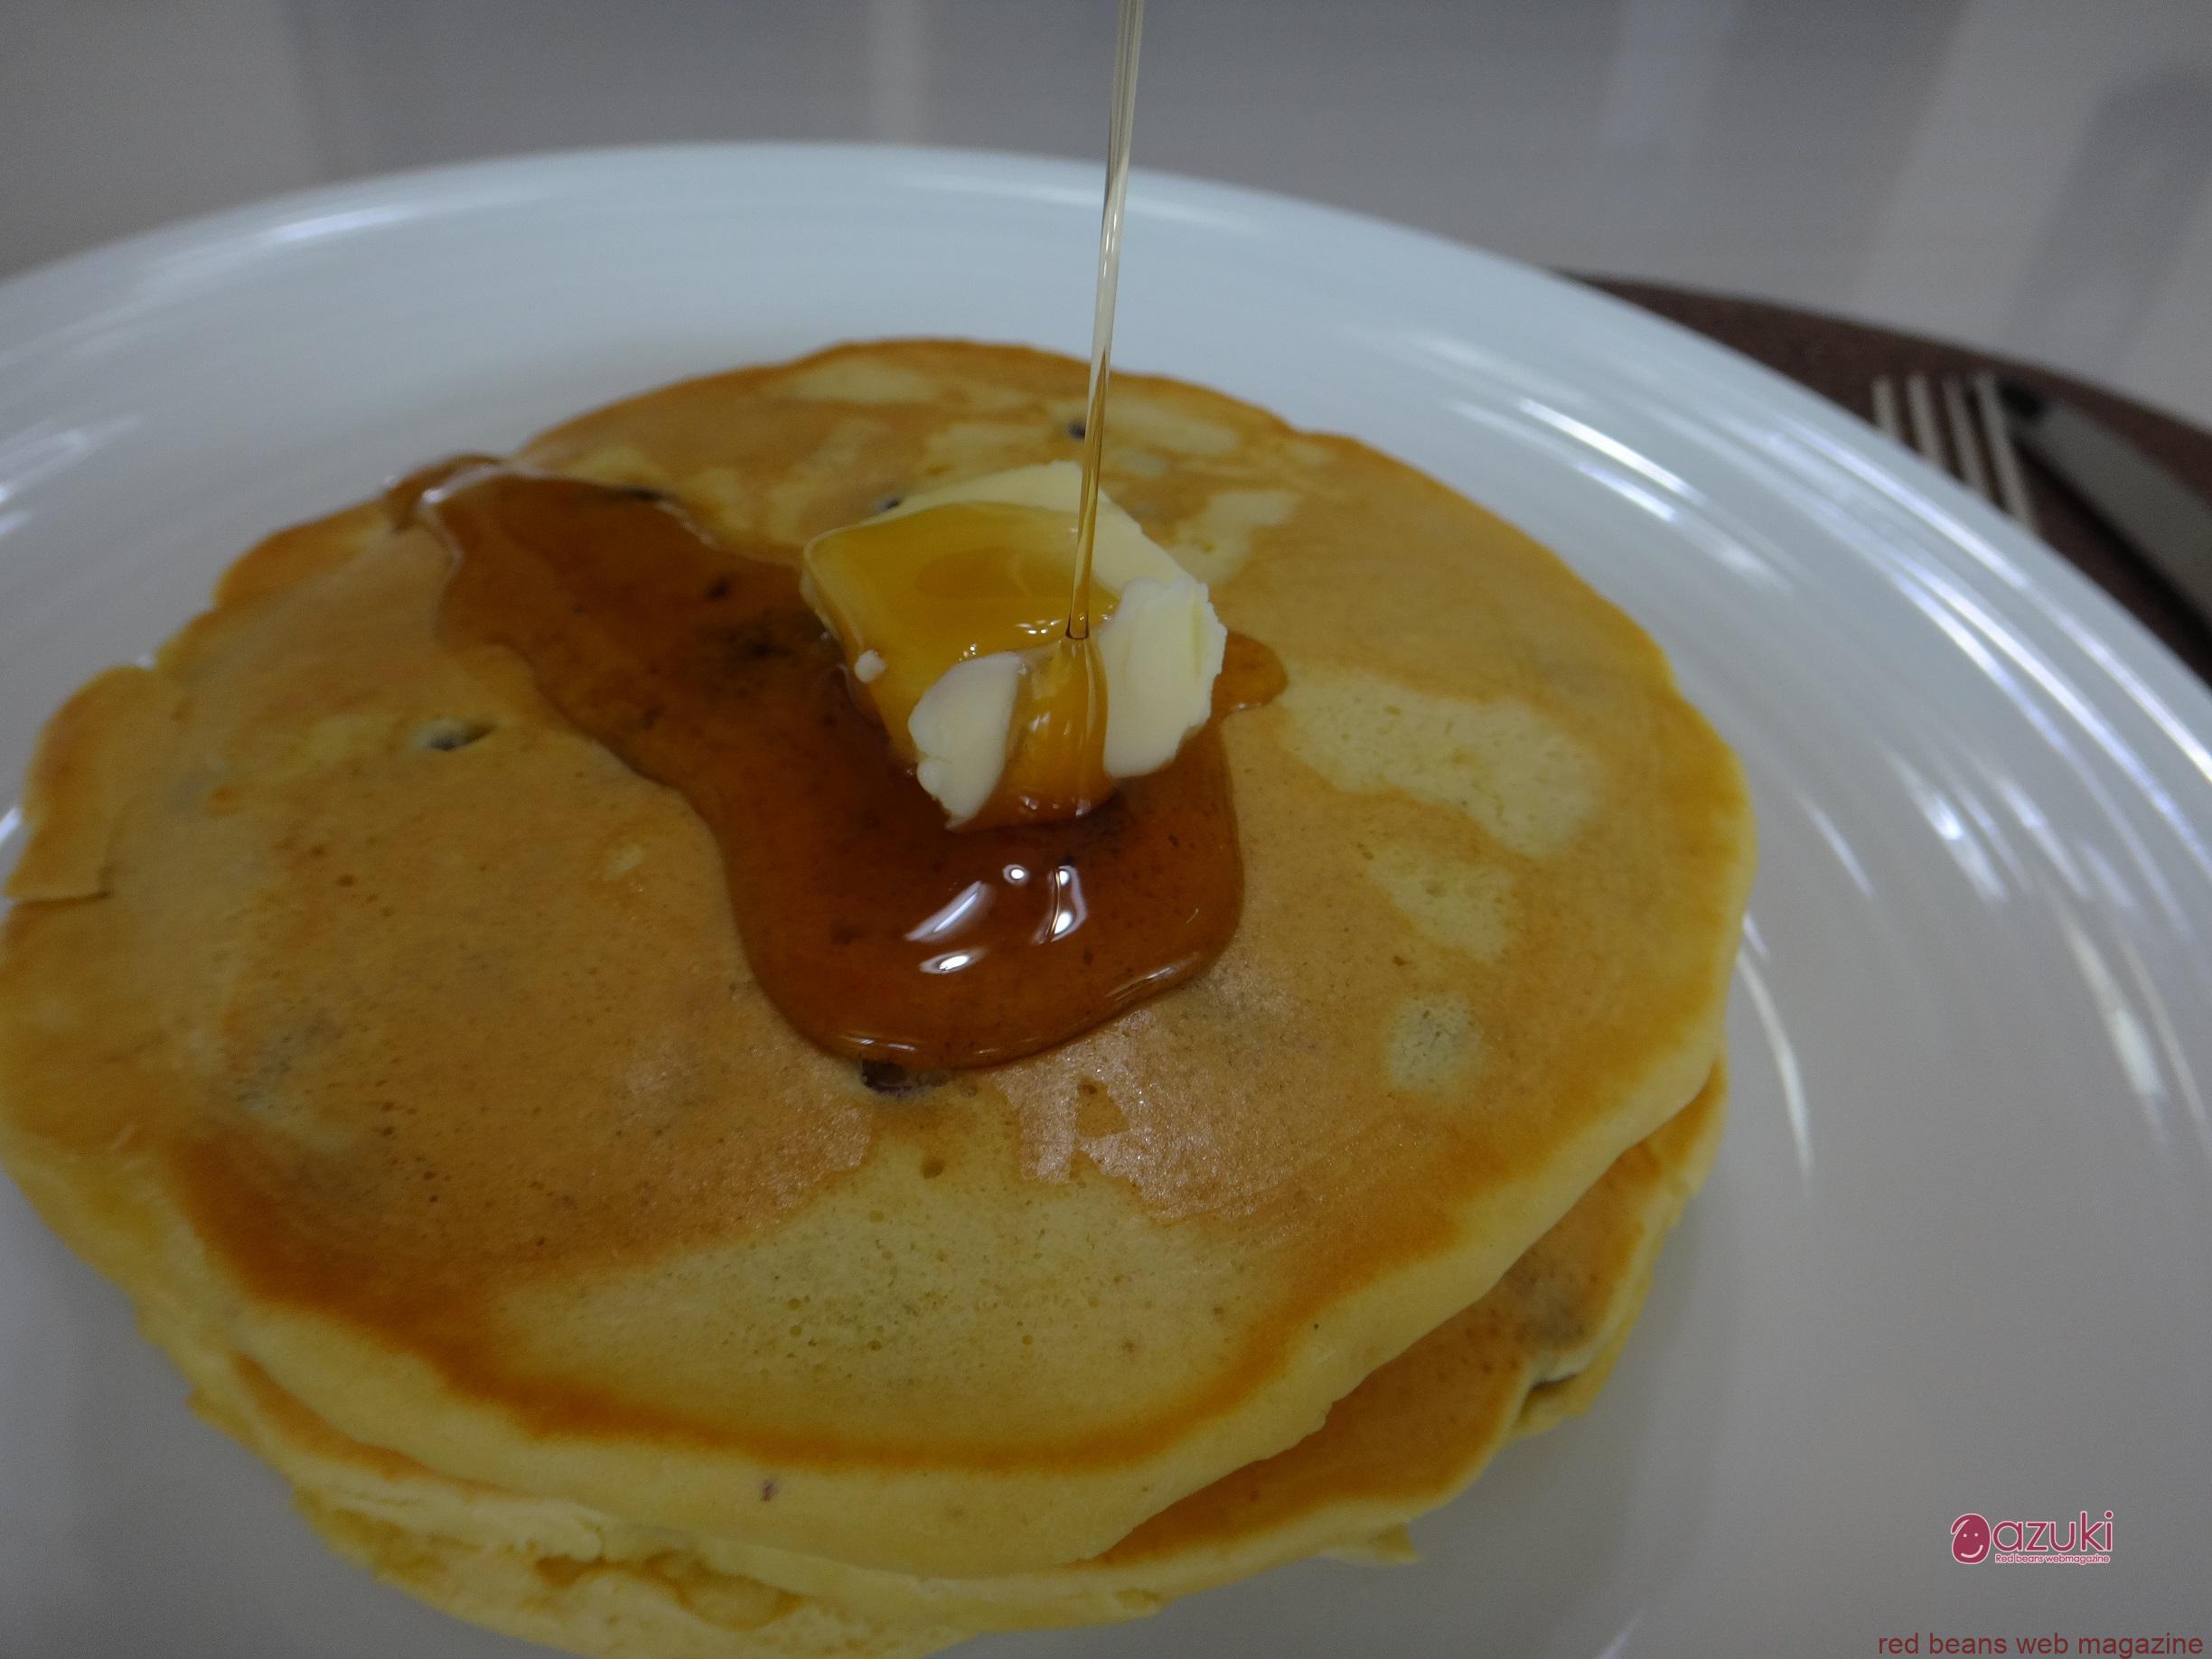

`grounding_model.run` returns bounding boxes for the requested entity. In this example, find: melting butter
[801,462,1227,825]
